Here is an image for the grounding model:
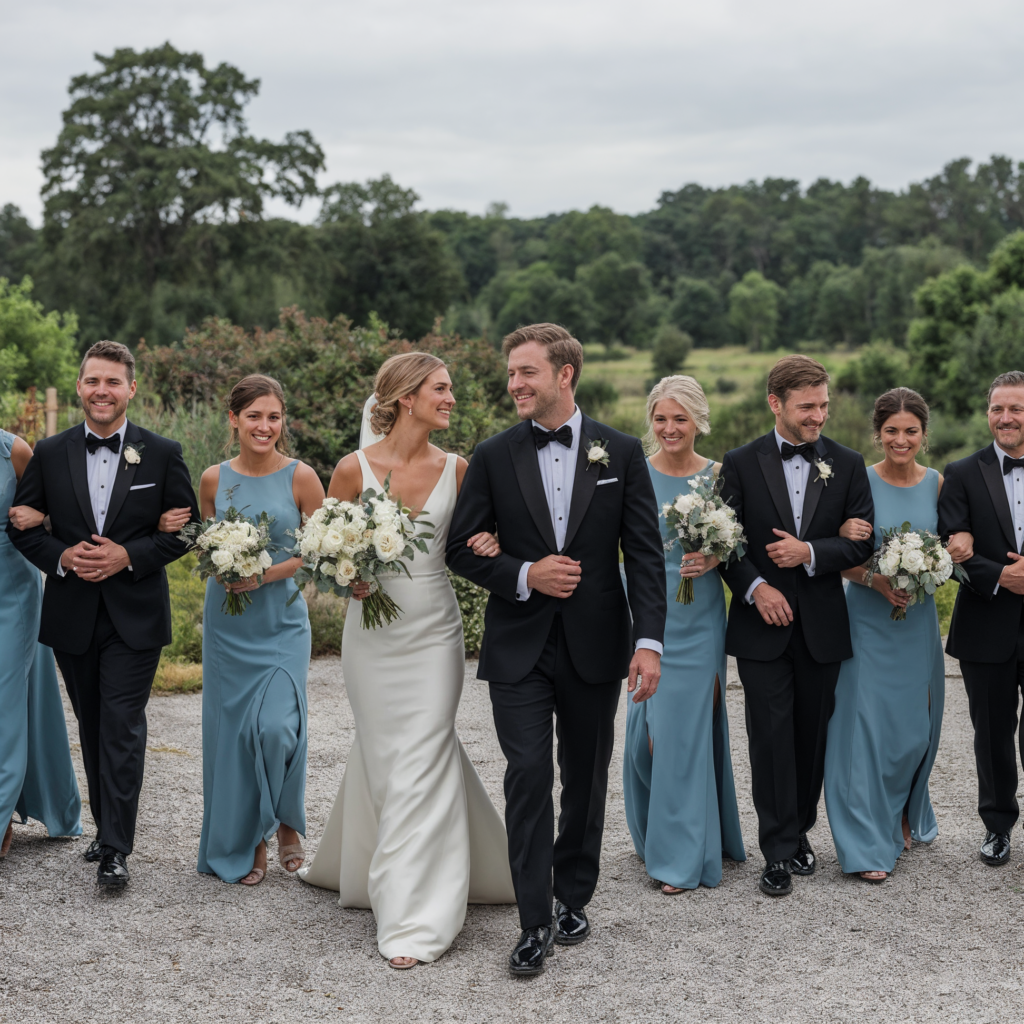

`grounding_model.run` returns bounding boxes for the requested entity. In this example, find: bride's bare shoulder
[328,451,364,501]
